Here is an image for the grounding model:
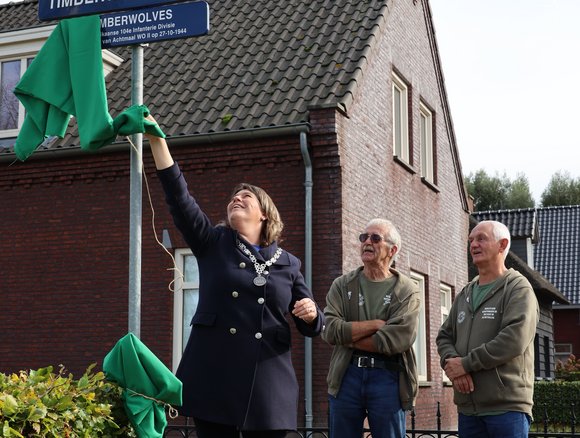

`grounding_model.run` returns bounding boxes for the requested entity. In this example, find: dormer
[0,25,123,139]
